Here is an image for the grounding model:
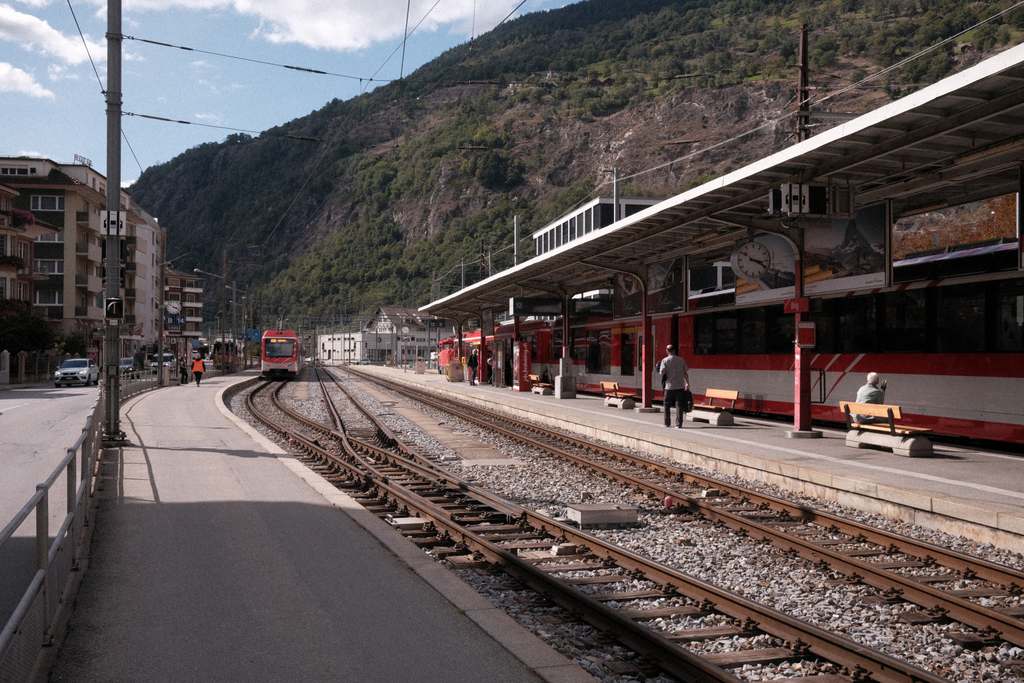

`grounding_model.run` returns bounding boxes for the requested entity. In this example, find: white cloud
[0,61,55,97]
[86,0,520,52]
[47,63,79,80]
[0,3,104,65]
[194,111,222,123]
